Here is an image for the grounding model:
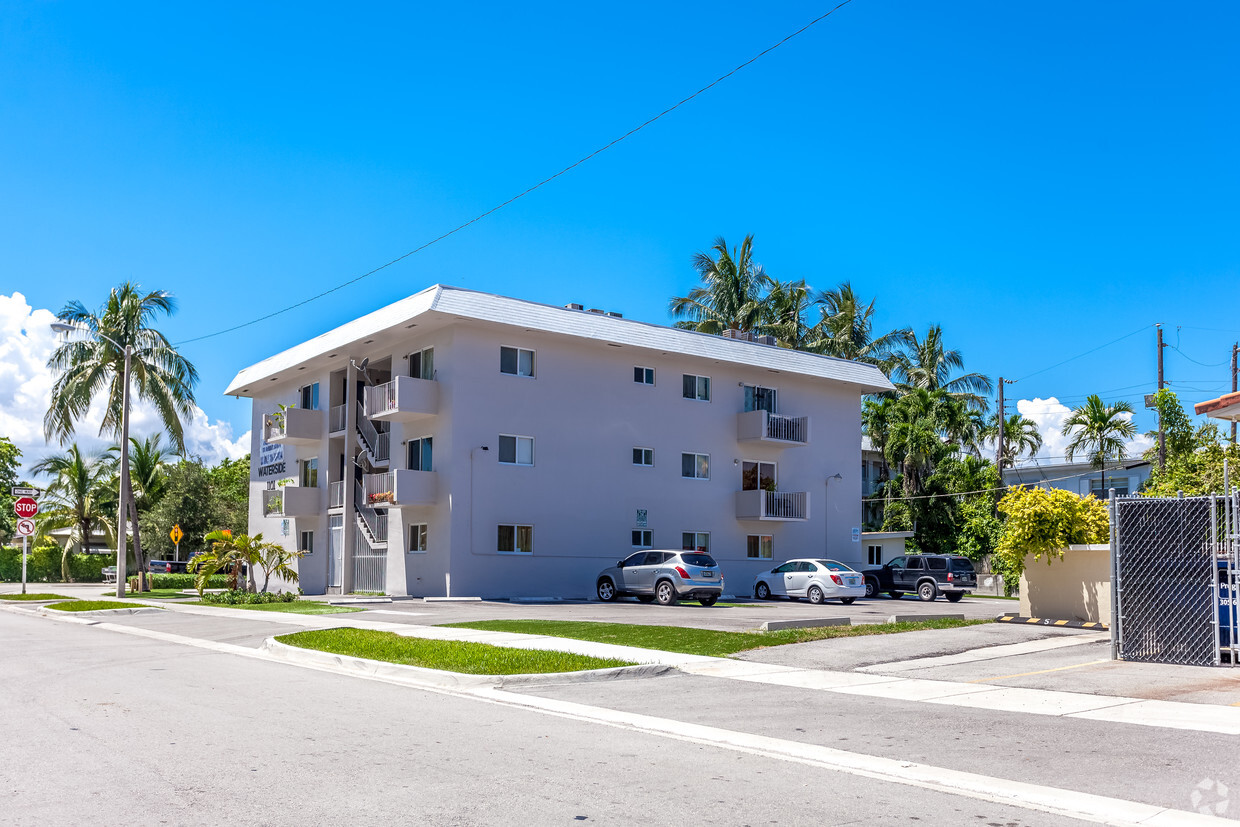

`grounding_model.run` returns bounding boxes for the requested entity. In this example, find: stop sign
[14,497,37,519]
